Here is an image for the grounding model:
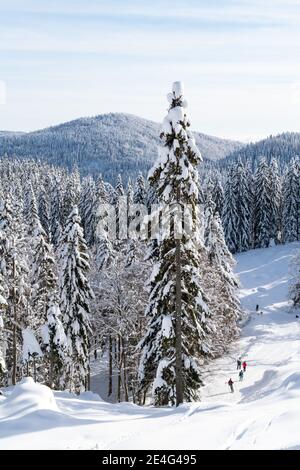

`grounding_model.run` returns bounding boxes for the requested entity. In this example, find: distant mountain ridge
[0,113,243,182]
[222,132,300,171]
